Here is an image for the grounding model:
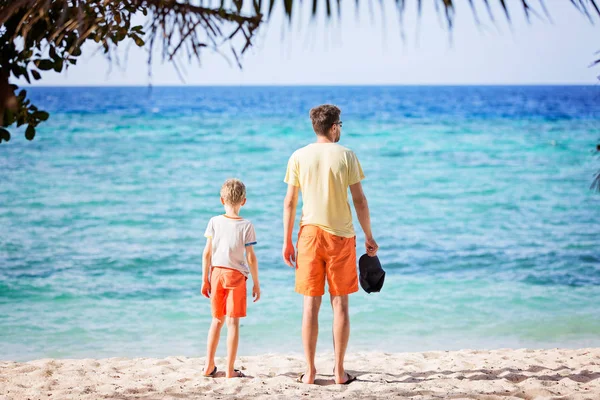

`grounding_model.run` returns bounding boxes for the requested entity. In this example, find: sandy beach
[1,348,599,399]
